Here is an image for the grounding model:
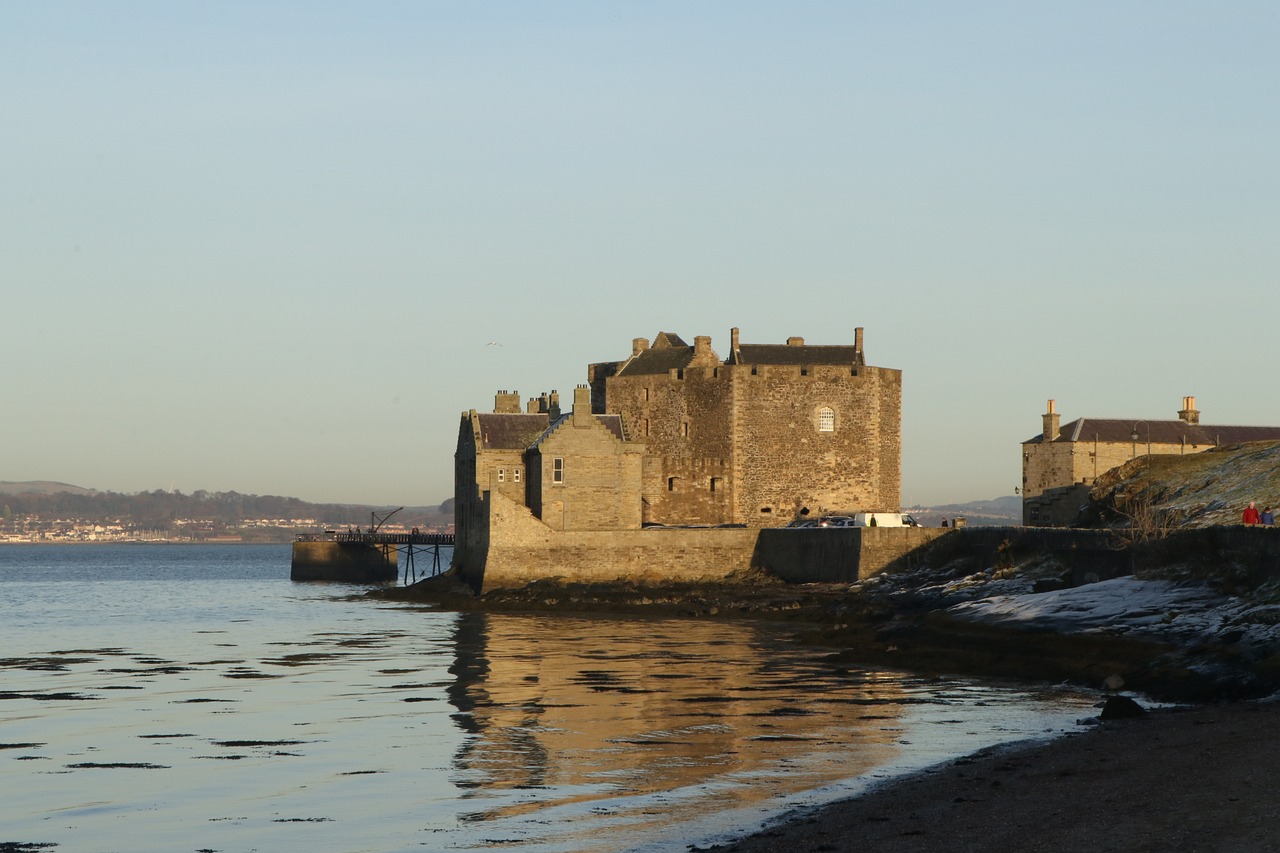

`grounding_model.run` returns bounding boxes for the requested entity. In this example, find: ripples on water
[0,544,1098,852]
